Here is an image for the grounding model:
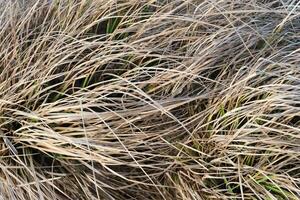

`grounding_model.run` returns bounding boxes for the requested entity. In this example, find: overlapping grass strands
[0,0,299,199]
